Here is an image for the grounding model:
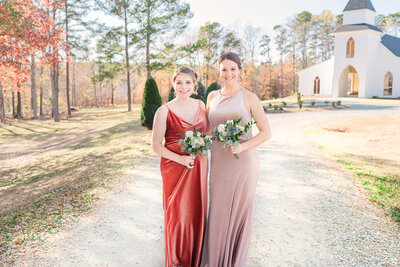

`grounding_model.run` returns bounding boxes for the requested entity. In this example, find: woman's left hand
[230,143,243,155]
